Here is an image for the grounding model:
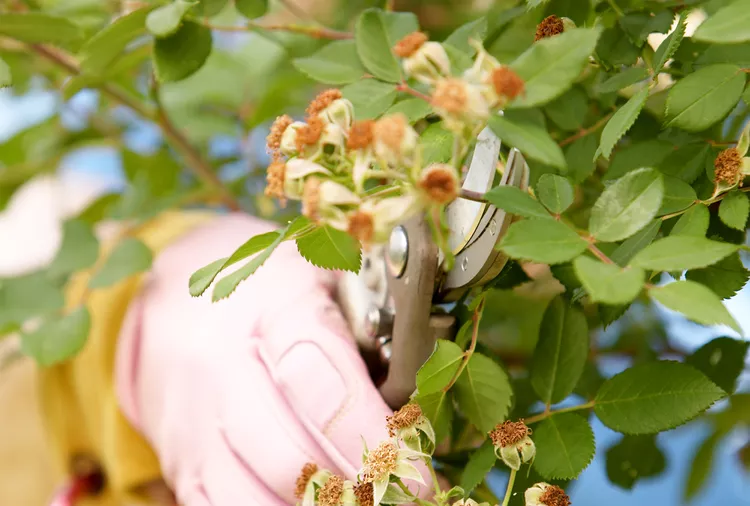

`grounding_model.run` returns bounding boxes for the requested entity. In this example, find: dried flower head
[714,147,742,185]
[296,116,325,153]
[307,89,343,117]
[362,441,399,483]
[373,114,418,166]
[419,164,459,204]
[489,420,531,447]
[353,482,374,506]
[491,67,525,101]
[348,120,376,151]
[432,78,468,115]
[535,15,565,41]
[302,177,322,221]
[347,210,375,245]
[386,404,423,437]
[318,475,344,506]
[267,114,293,157]
[539,485,571,506]
[264,160,286,201]
[393,31,429,58]
[295,463,318,499]
[360,440,426,506]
